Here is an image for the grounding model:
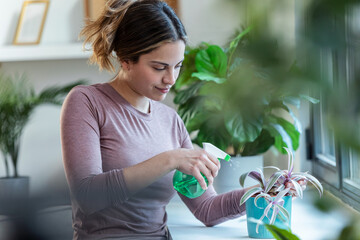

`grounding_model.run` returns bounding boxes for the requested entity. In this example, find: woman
[61,0,248,239]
